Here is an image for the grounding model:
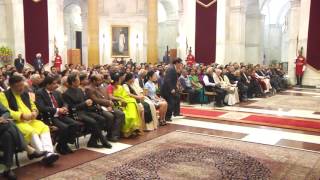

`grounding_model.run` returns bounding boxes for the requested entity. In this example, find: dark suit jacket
[161,65,178,97]
[226,72,237,84]
[14,58,25,71]
[35,88,65,121]
[62,87,88,112]
[85,85,112,107]
[33,58,44,71]
[240,73,250,85]
[0,103,10,120]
